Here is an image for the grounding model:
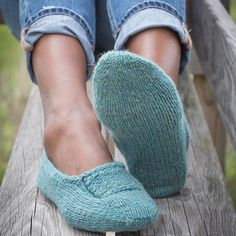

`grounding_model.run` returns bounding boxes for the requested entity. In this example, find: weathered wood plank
[116,73,236,236]
[188,0,236,151]
[194,75,226,170]
[188,48,226,170]
[0,85,104,236]
[0,74,235,235]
